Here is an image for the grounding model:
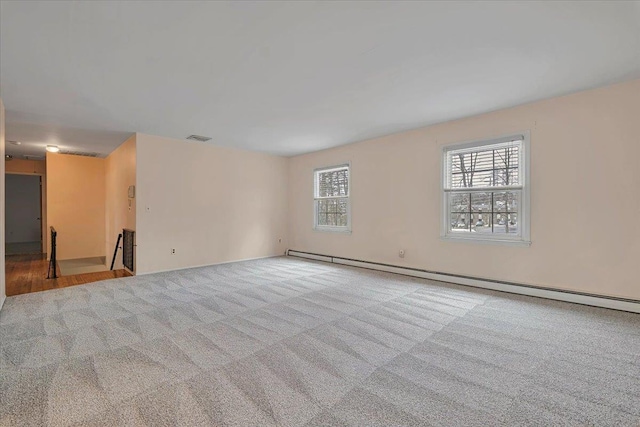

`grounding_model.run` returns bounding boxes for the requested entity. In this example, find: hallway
[5,253,130,296]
